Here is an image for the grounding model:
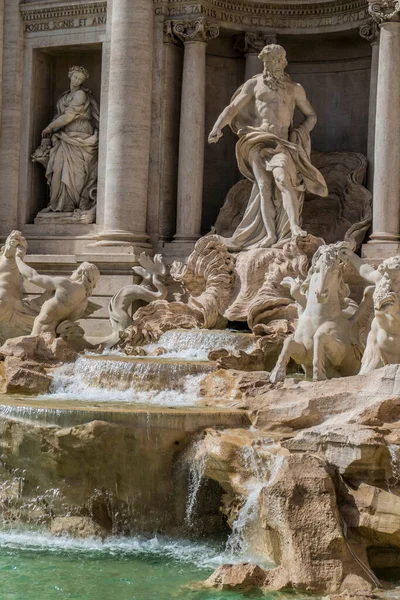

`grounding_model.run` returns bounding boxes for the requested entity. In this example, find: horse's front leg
[313,332,328,381]
[313,332,346,381]
[270,336,307,383]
